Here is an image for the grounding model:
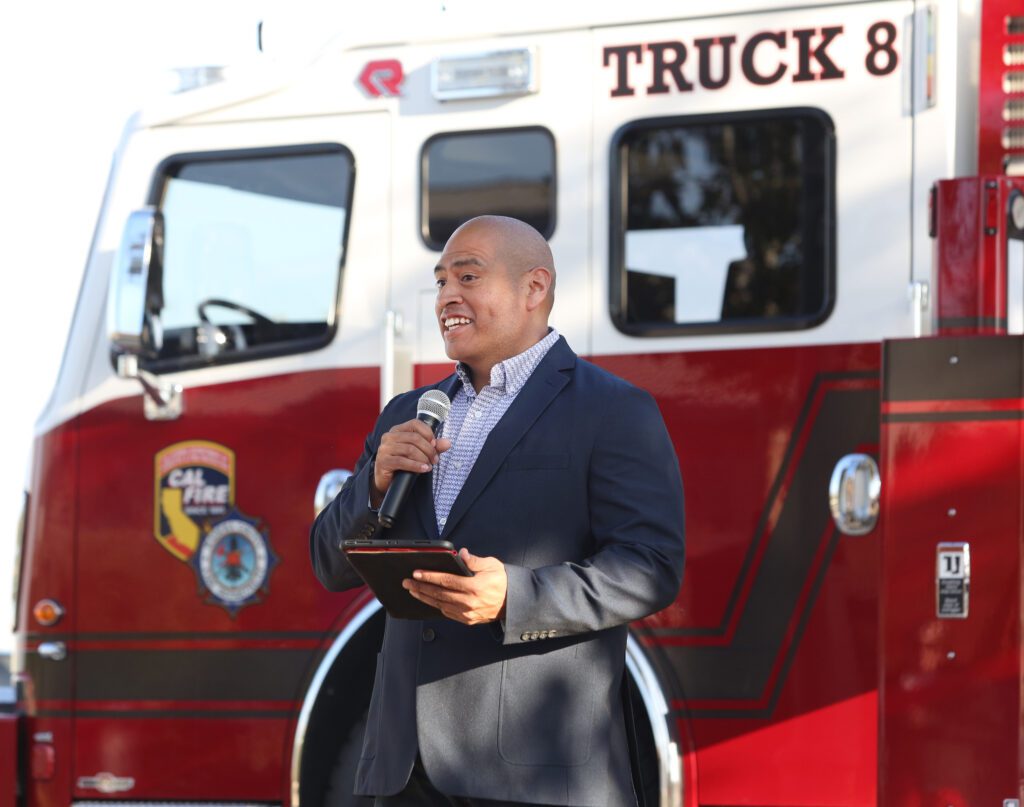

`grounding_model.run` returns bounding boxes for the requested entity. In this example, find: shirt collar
[455,328,560,397]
